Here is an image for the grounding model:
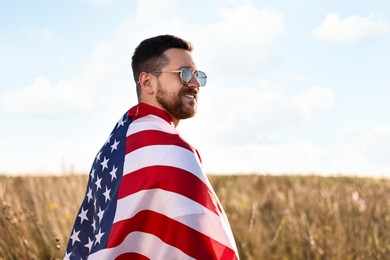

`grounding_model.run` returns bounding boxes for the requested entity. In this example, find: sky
[1,0,390,177]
